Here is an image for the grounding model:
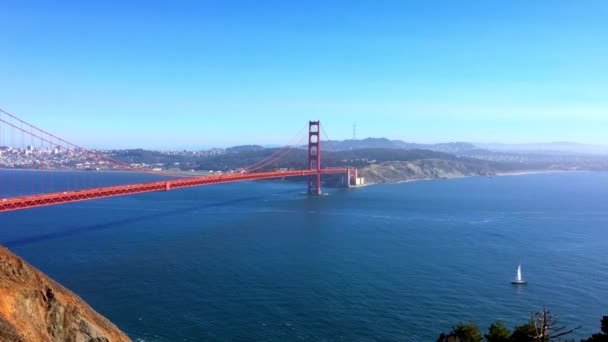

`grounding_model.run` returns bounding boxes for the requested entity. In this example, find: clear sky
[1,1,607,149]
